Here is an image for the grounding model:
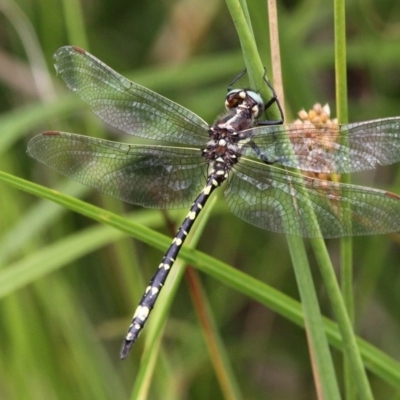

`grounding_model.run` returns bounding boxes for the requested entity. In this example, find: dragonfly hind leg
[256,68,285,126]
[249,140,282,165]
